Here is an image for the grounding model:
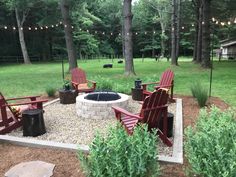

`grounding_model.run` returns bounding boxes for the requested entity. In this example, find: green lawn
[0,58,235,107]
